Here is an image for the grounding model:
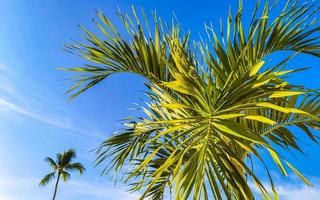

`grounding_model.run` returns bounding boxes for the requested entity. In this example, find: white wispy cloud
[277,183,320,200]
[0,176,49,200]
[251,174,320,200]
[63,180,140,200]
[0,176,139,200]
[0,62,105,140]
[272,176,320,200]
[0,98,104,140]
